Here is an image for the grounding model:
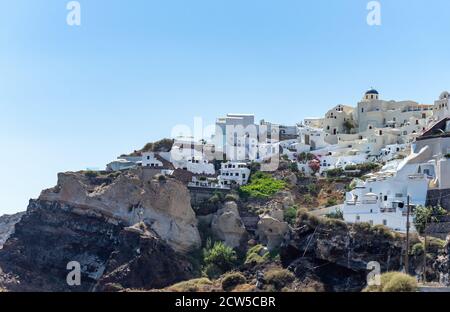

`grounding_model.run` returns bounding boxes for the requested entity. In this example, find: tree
[413,206,447,234]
